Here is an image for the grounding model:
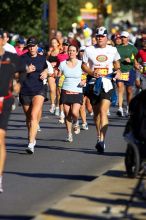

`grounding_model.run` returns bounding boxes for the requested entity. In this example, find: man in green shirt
[116,31,138,117]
